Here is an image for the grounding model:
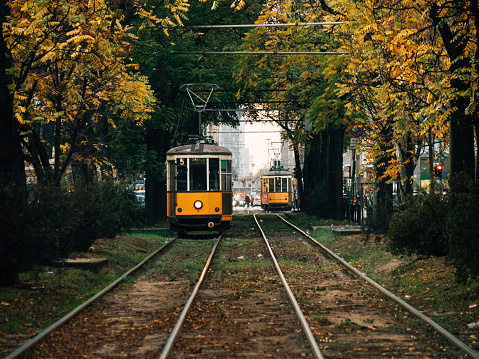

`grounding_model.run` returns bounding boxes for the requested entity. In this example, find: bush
[24,186,82,261]
[387,192,448,257]
[70,180,142,251]
[363,204,392,240]
[0,181,142,287]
